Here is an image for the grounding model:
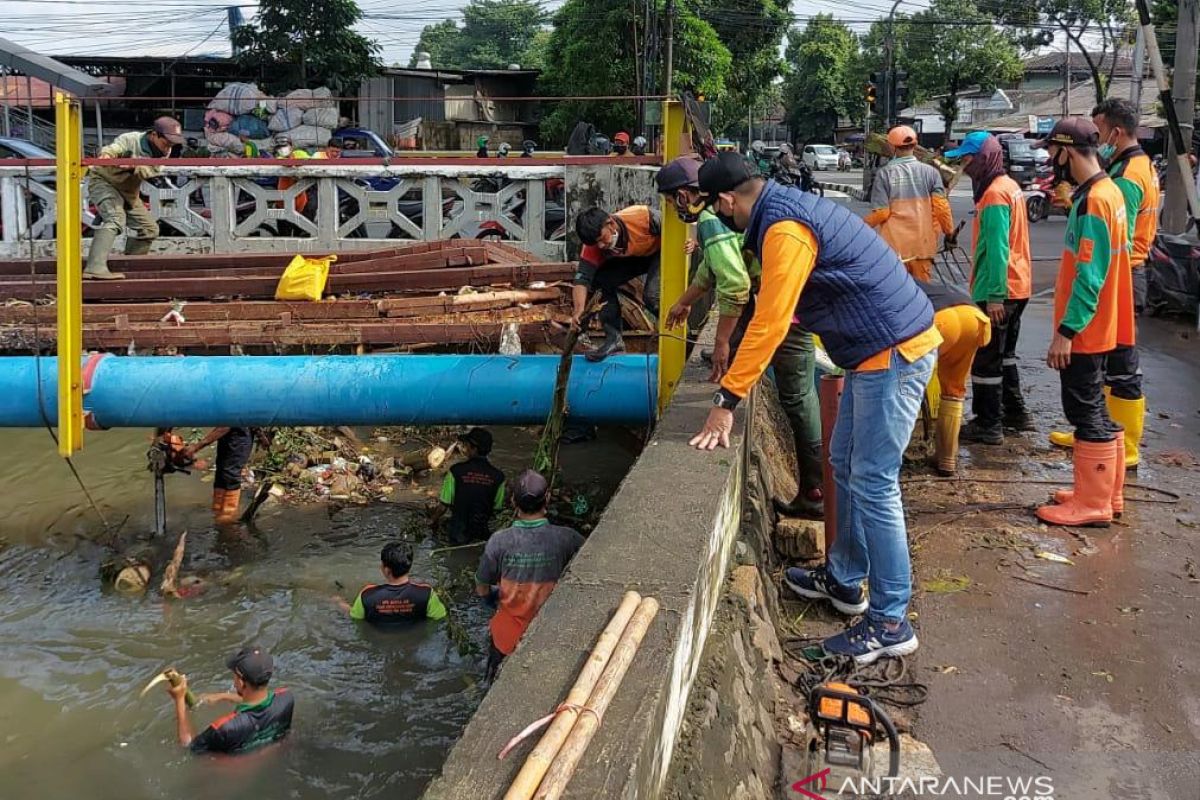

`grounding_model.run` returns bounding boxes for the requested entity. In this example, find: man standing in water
[165,646,294,755]
[431,428,506,543]
[475,470,584,681]
[337,541,448,625]
[181,427,258,525]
